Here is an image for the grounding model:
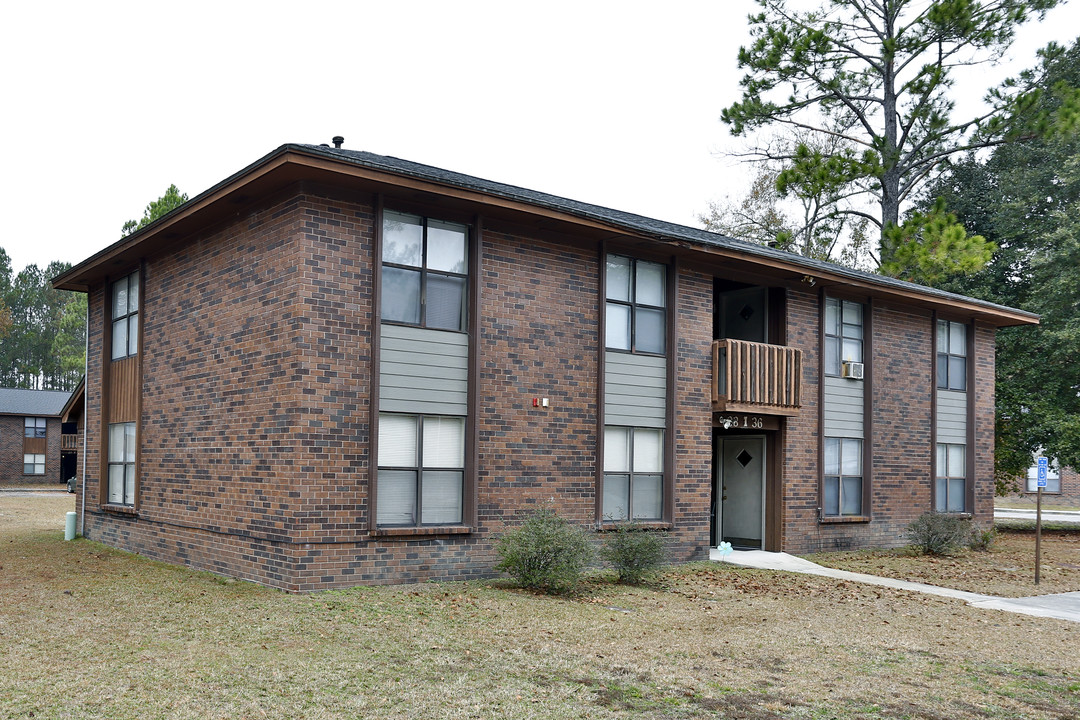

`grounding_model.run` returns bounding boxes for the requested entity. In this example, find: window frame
[823,297,864,377]
[23,453,45,475]
[380,211,470,333]
[24,417,46,439]
[935,442,968,513]
[110,271,140,360]
[936,319,968,391]
[107,421,137,506]
[604,254,667,356]
[823,437,863,517]
[602,426,665,522]
[376,412,466,528]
